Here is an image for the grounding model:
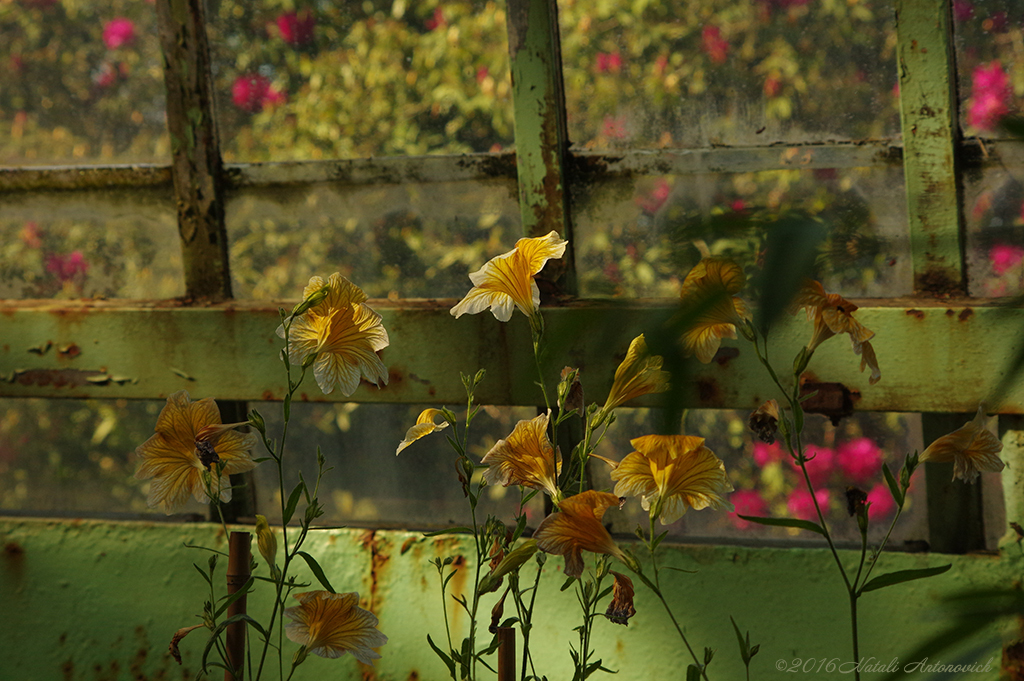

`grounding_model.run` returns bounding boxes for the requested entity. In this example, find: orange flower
[601,334,670,414]
[534,490,628,578]
[794,280,879,382]
[920,405,1004,482]
[450,231,568,323]
[611,434,734,525]
[135,391,257,514]
[395,408,449,455]
[280,273,389,397]
[678,258,751,363]
[284,591,388,663]
[481,412,561,499]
